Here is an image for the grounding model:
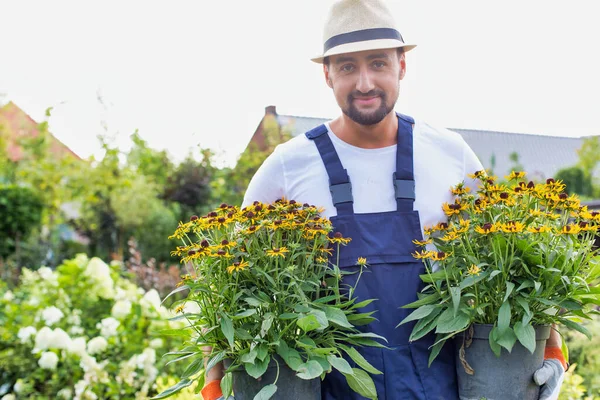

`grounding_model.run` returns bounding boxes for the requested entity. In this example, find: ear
[324,64,333,88]
[399,53,406,80]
